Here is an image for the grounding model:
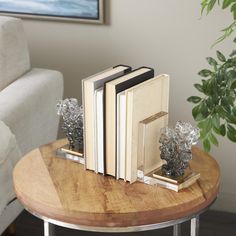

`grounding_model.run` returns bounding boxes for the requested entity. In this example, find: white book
[116,91,126,180]
[95,87,104,174]
[82,65,130,171]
